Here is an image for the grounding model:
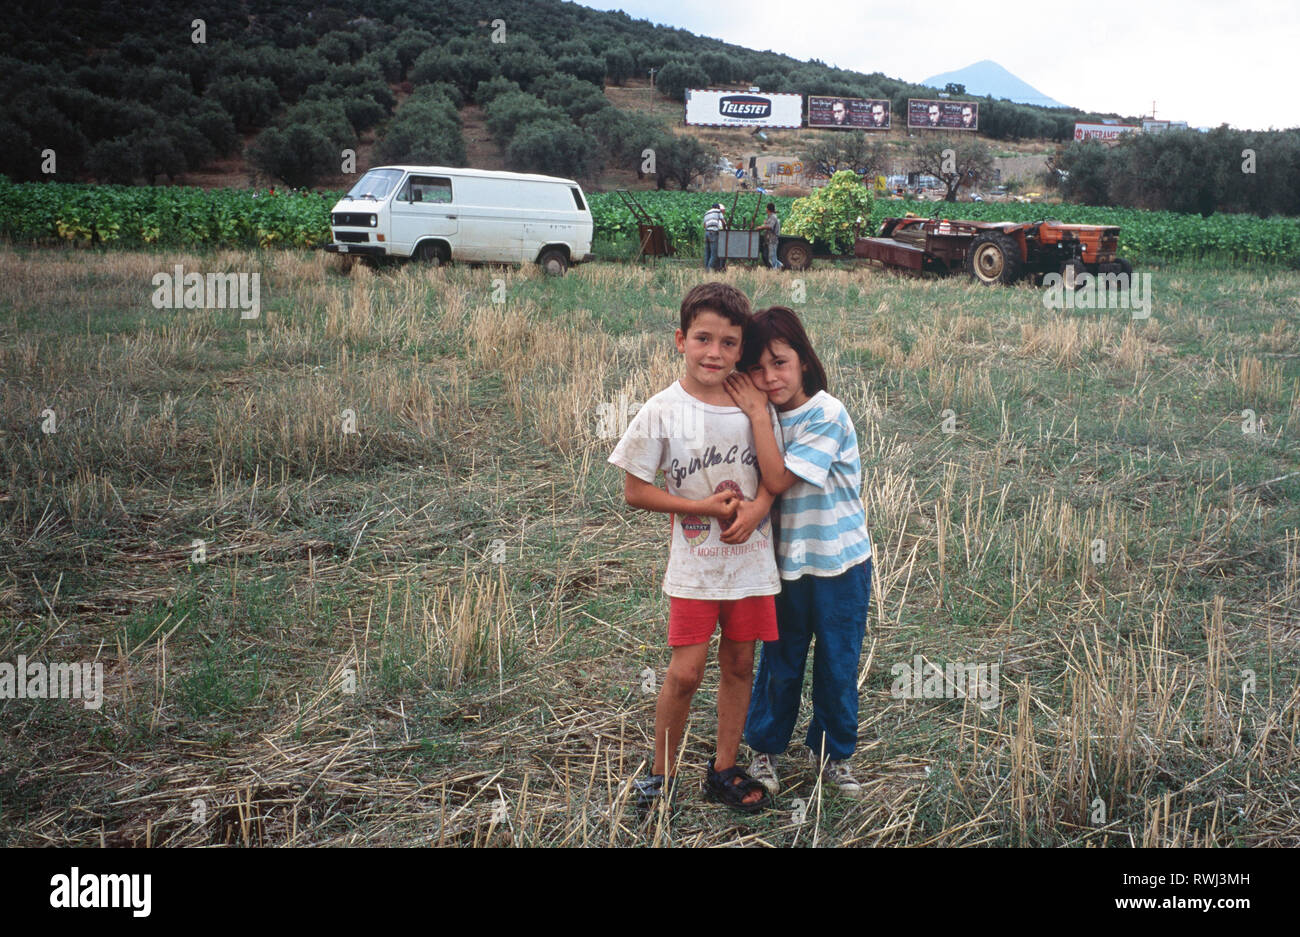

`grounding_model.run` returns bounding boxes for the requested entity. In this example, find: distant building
[1142,120,1189,133]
